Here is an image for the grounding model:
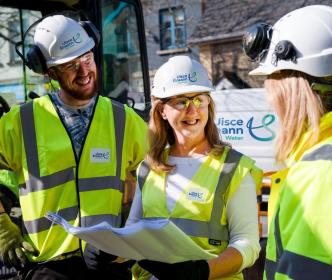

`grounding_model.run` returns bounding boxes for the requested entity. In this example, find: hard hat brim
[152,85,214,98]
[46,38,95,68]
